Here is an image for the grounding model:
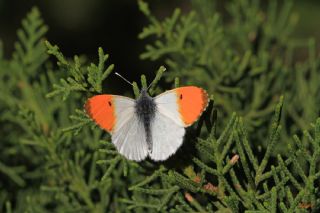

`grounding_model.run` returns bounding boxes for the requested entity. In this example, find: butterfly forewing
[85,95,117,132]
[154,86,209,127]
[85,95,149,161]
